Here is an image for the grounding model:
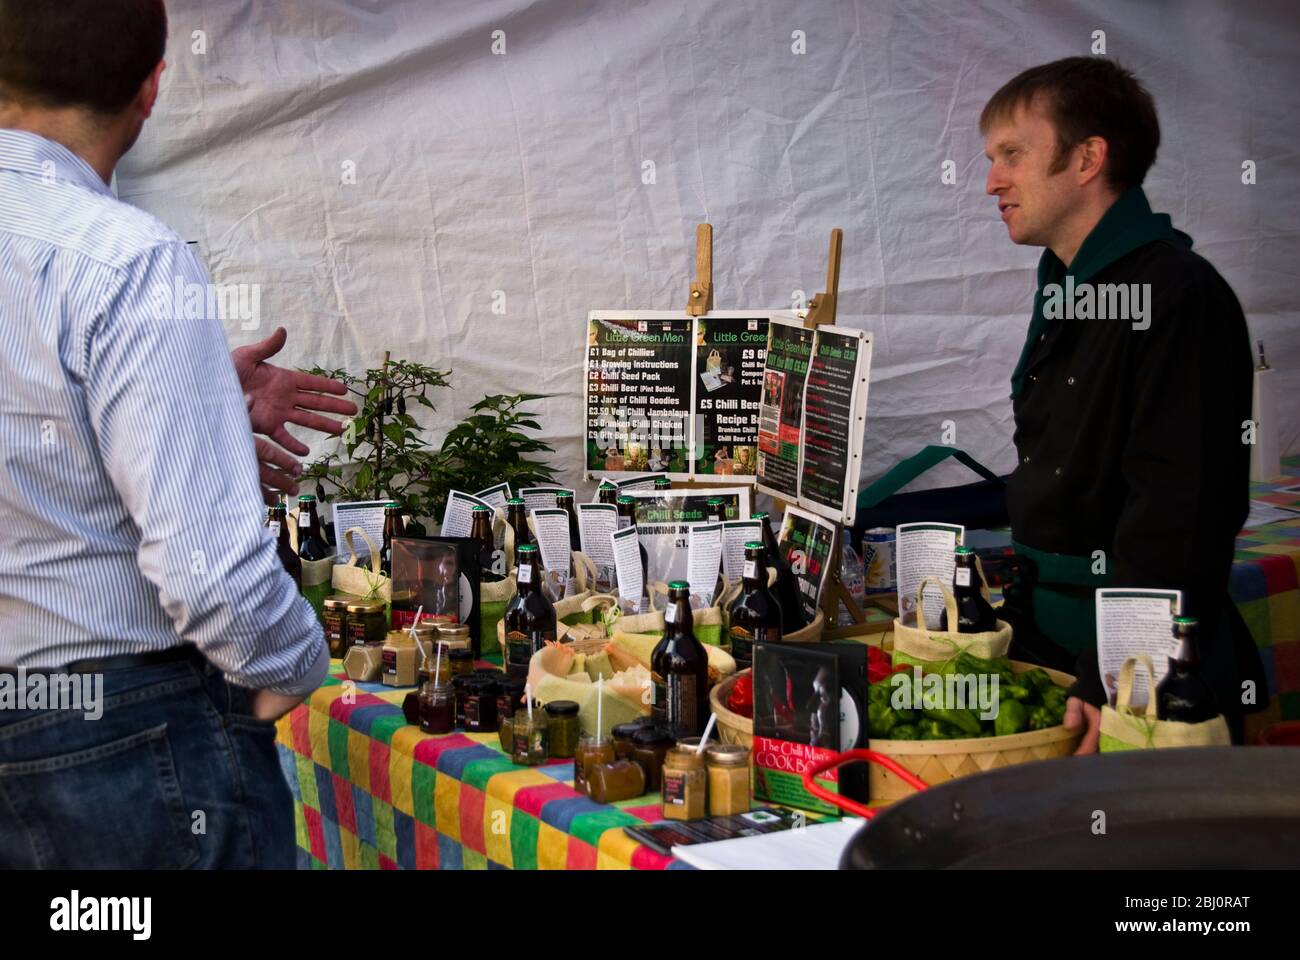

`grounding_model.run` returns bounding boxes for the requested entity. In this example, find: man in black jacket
[980,57,1266,749]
